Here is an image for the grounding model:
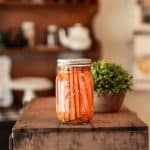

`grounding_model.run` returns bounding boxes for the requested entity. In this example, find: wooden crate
[10,97,149,150]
